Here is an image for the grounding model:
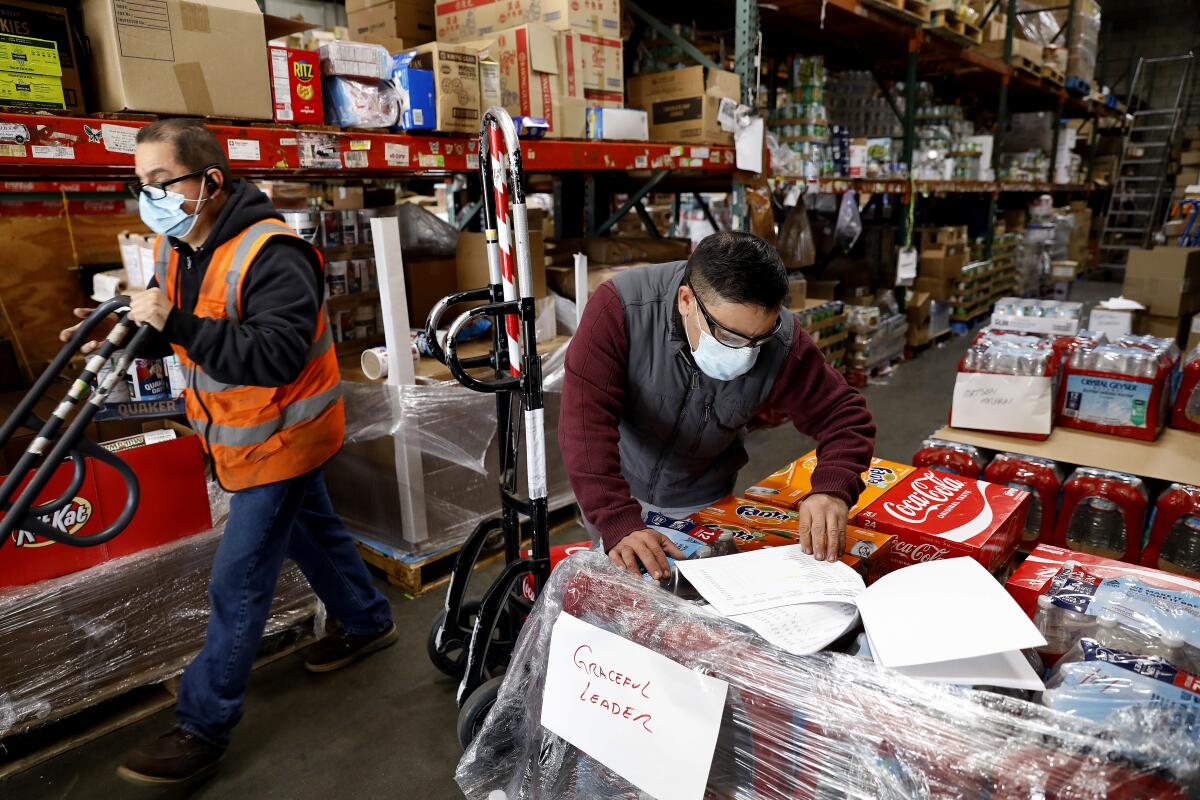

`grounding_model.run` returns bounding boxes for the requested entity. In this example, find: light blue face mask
[688,306,759,381]
[138,184,206,238]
